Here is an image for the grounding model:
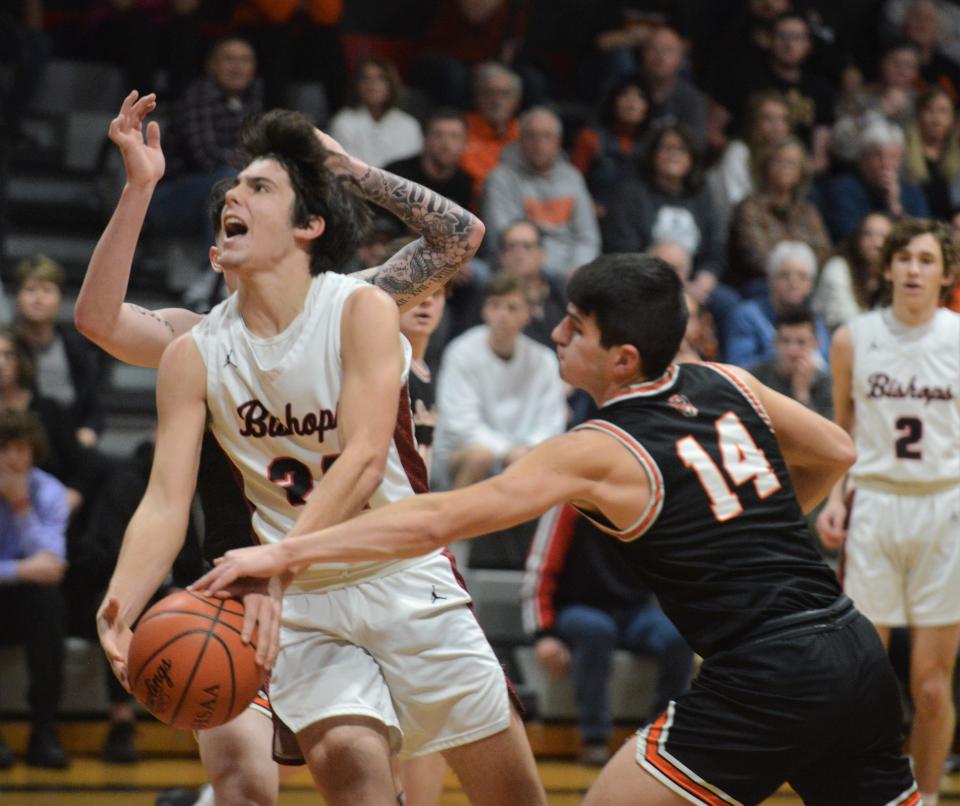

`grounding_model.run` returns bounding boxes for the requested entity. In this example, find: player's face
[219,158,318,271]
[17,278,61,325]
[552,304,609,392]
[885,232,952,307]
[399,290,445,339]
